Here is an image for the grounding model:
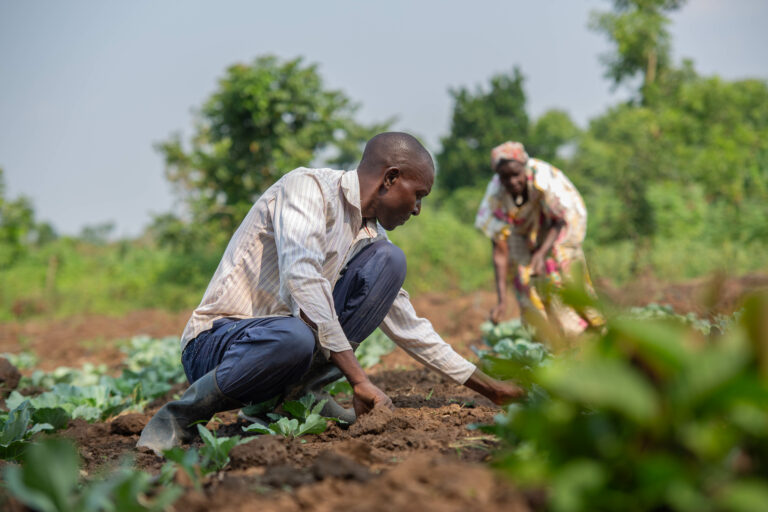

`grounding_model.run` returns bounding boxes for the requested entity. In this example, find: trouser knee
[215,318,316,404]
